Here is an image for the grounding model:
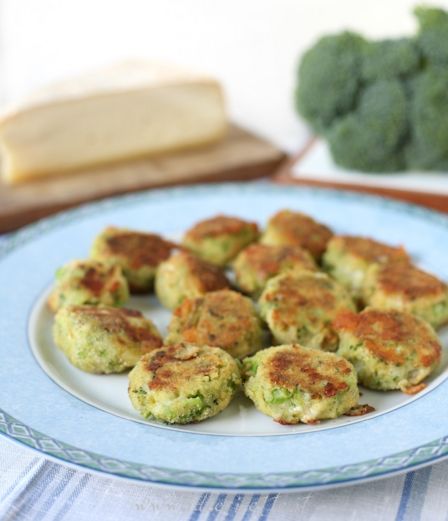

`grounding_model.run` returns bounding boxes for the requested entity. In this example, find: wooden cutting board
[0,124,286,233]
